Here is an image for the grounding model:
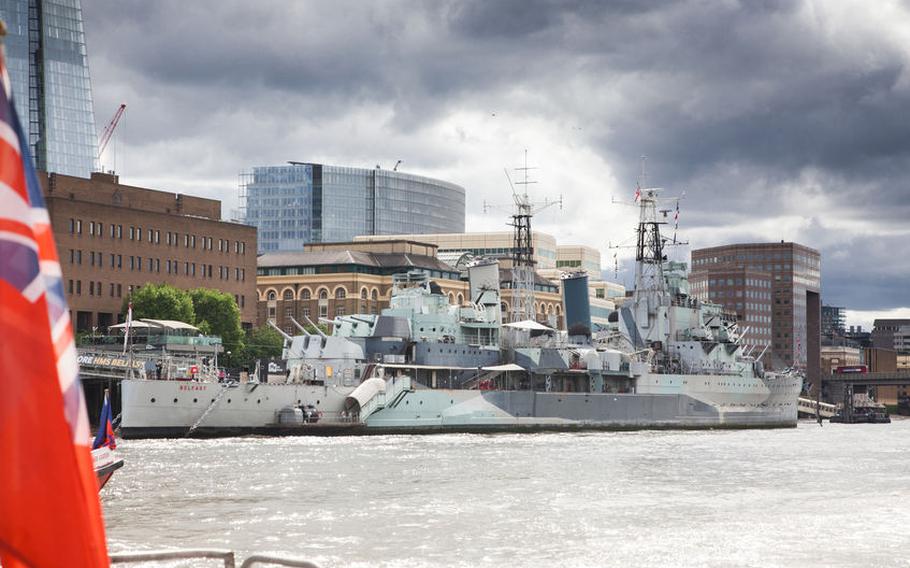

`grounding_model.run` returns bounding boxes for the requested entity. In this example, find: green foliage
[125,283,194,323]
[246,325,285,361]
[189,288,244,364]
